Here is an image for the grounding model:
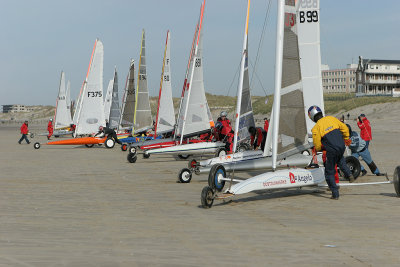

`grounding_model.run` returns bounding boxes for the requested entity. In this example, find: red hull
[47,137,107,145]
